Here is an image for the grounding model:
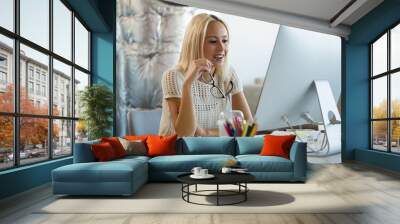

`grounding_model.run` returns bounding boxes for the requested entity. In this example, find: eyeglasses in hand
[201,70,234,99]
